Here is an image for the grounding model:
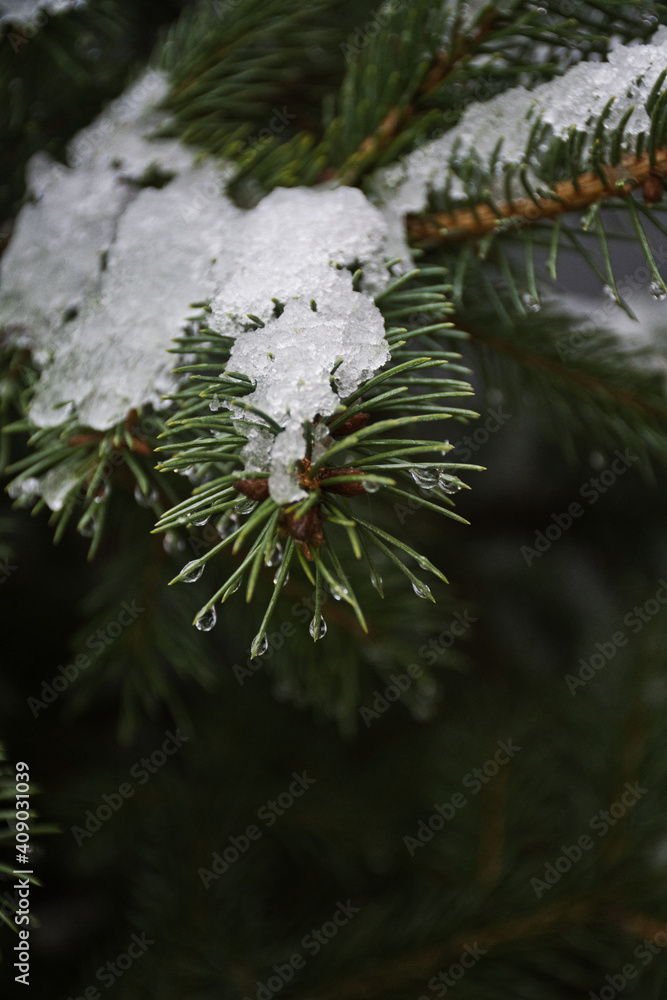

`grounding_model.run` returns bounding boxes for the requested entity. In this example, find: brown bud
[318,467,367,496]
[642,171,664,205]
[327,412,370,438]
[68,433,104,447]
[130,438,152,456]
[279,506,325,552]
[233,477,270,501]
